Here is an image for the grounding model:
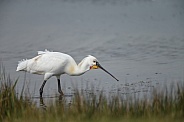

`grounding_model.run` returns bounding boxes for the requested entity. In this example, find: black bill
[96,62,119,81]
